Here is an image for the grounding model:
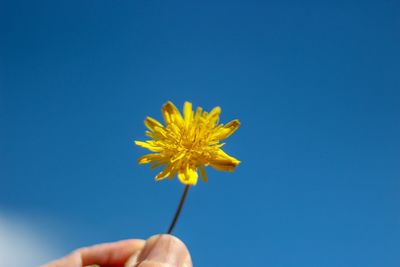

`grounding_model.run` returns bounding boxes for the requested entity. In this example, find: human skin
[42,234,192,267]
